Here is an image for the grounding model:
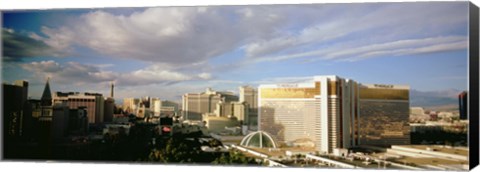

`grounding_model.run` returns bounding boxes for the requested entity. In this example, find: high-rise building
[258,75,358,153]
[136,105,148,118]
[214,99,234,118]
[358,84,410,146]
[53,92,105,124]
[3,80,30,138]
[161,100,179,117]
[239,86,258,129]
[459,91,468,120]
[123,98,140,114]
[37,104,88,143]
[103,82,115,122]
[14,80,29,103]
[52,103,70,141]
[110,82,114,98]
[258,75,410,154]
[160,107,176,117]
[141,96,151,108]
[104,97,114,123]
[68,107,89,135]
[232,101,249,124]
[182,88,238,121]
[152,98,162,117]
